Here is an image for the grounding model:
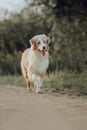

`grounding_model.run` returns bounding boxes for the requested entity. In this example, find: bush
[0,54,21,75]
[49,17,87,73]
